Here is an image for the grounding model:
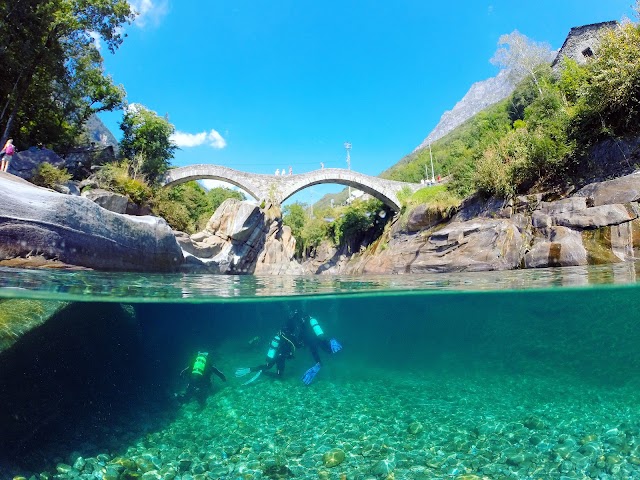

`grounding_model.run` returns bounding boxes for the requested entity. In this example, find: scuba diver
[235,310,342,386]
[175,351,227,407]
